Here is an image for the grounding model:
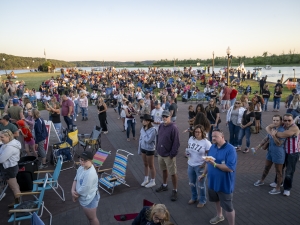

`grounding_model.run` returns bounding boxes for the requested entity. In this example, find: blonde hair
[148,204,170,223]
[0,129,14,142]
[32,108,40,119]
[292,94,300,106]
